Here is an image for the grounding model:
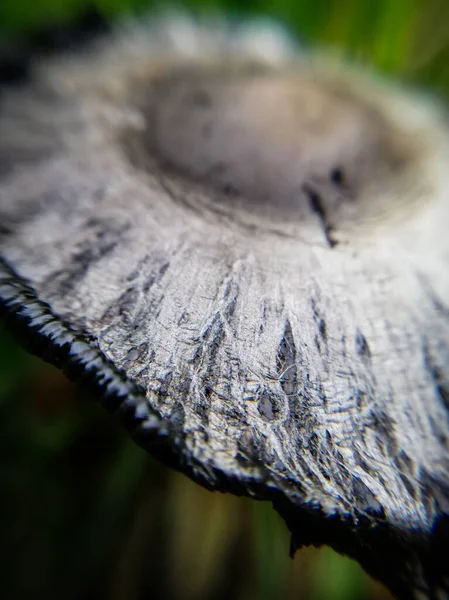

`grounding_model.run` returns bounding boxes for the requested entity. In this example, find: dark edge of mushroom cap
[1,256,448,600]
[0,256,170,439]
